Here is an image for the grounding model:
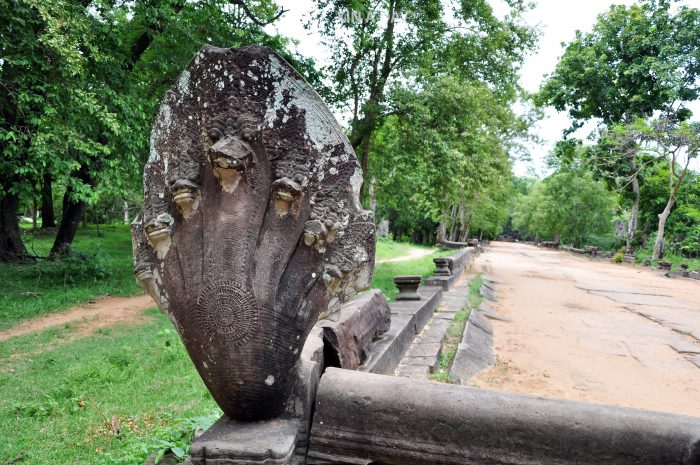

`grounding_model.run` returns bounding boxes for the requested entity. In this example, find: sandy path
[471,242,700,417]
[376,247,433,264]
[0,294,155,342]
